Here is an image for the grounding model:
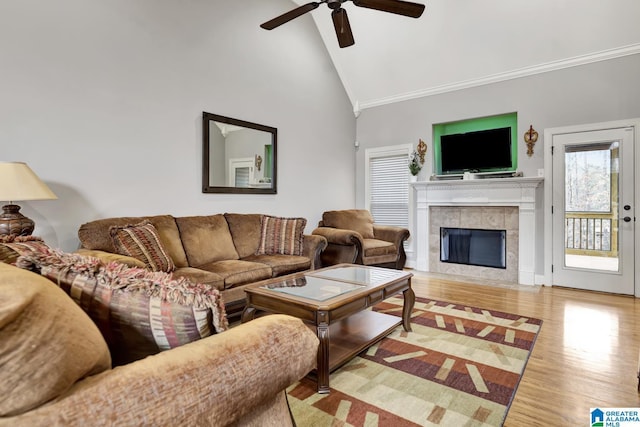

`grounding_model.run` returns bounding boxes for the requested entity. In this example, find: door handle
[623,216,632,222]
